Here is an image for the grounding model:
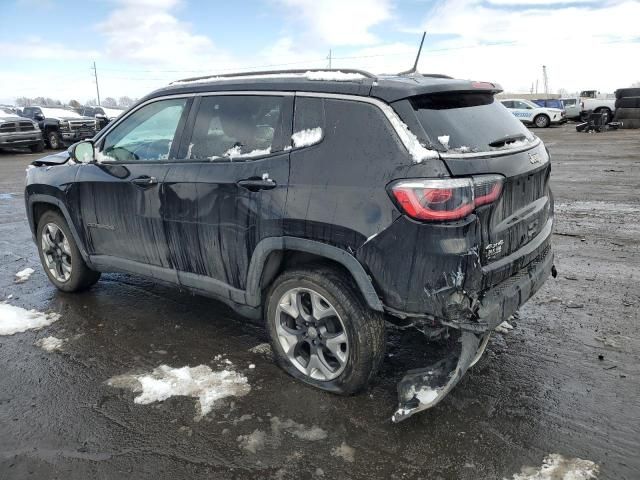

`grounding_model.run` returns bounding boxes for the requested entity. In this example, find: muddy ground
[0,124,638,479]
